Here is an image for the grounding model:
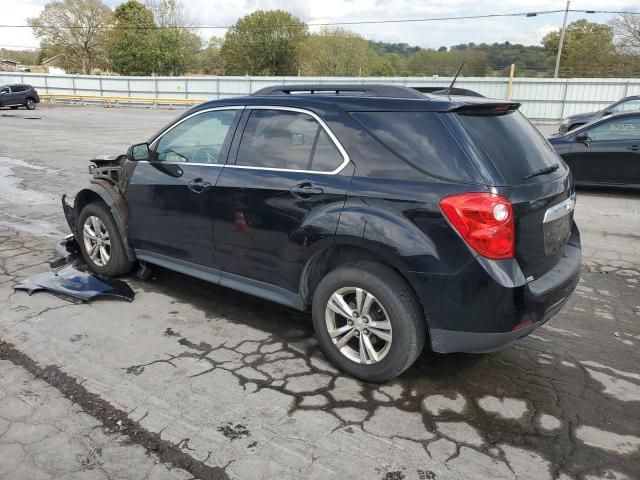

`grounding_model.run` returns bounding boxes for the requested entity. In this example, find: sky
[1,0,637,51]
